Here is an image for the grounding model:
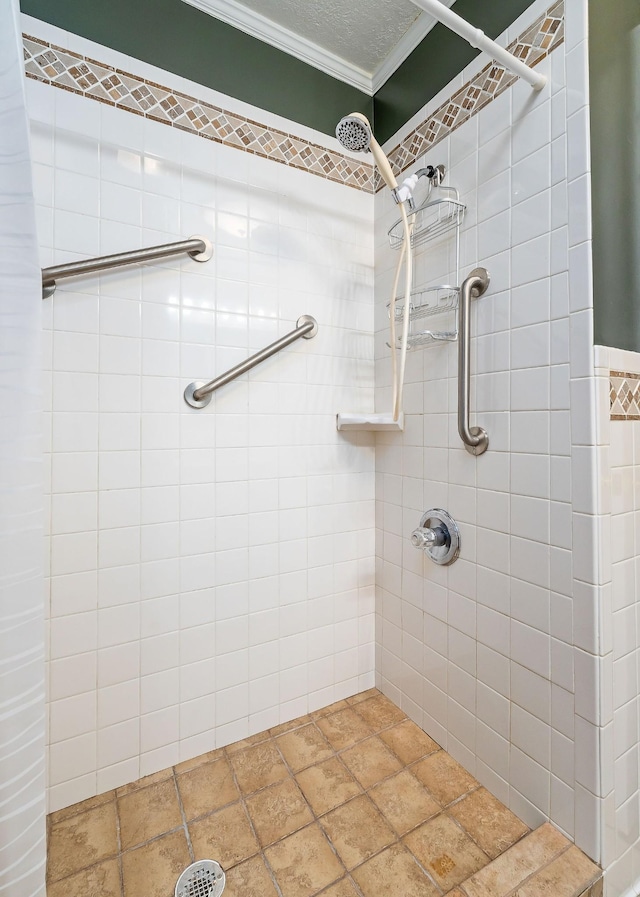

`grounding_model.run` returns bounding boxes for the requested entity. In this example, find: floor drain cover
[175,860,226,897]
